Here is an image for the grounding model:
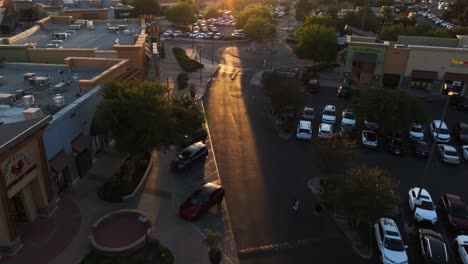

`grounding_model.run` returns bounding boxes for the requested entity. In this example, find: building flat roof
[0,62,102,124]
[13,20,143,50]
